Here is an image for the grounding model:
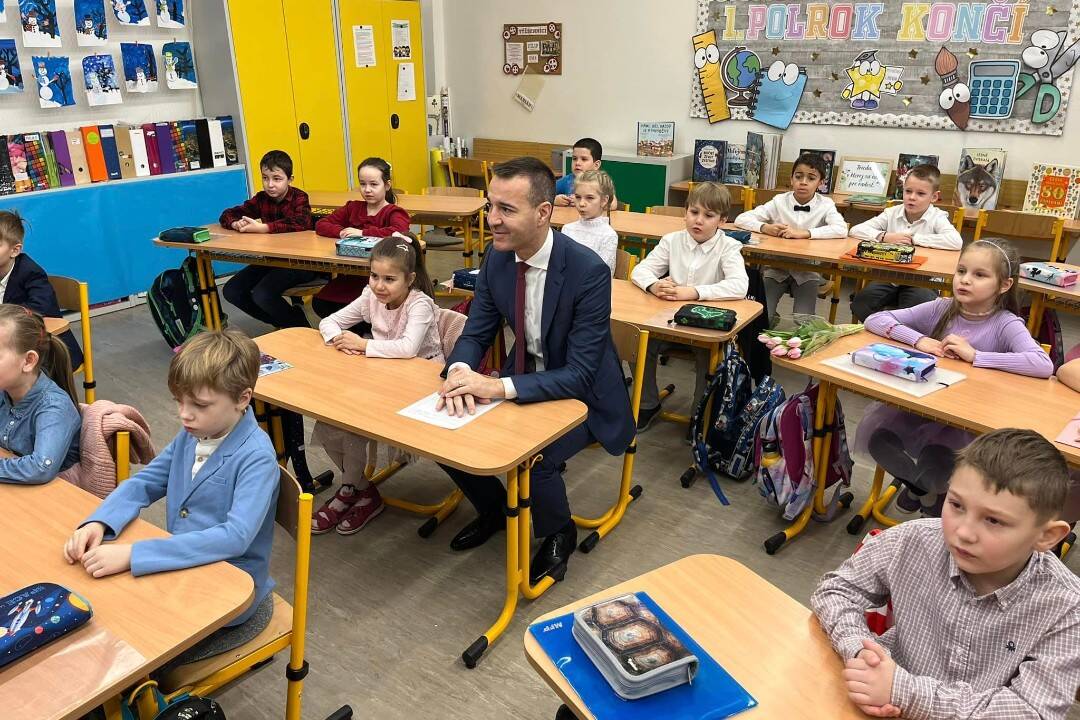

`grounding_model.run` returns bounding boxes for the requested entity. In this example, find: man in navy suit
[436,157,635,584]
